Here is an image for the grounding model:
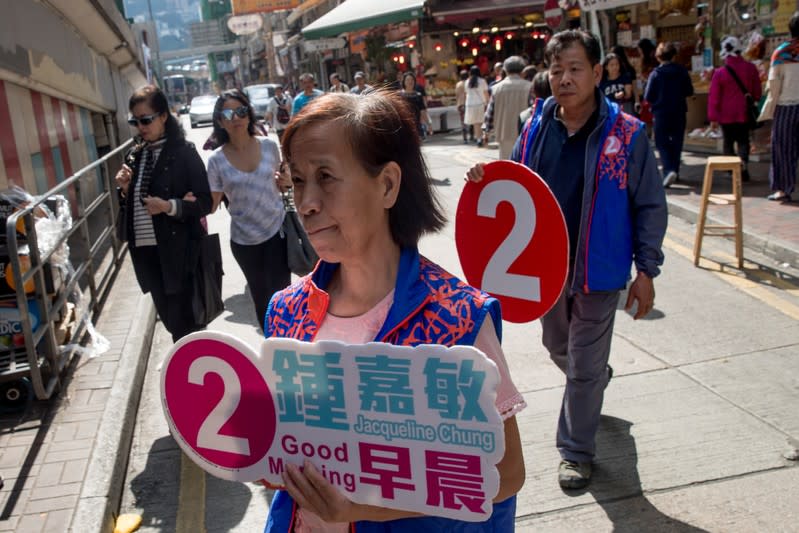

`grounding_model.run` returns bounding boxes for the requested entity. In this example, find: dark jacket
[512,94,667,291]
[643,61,694,115]
[122,136,212,294]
